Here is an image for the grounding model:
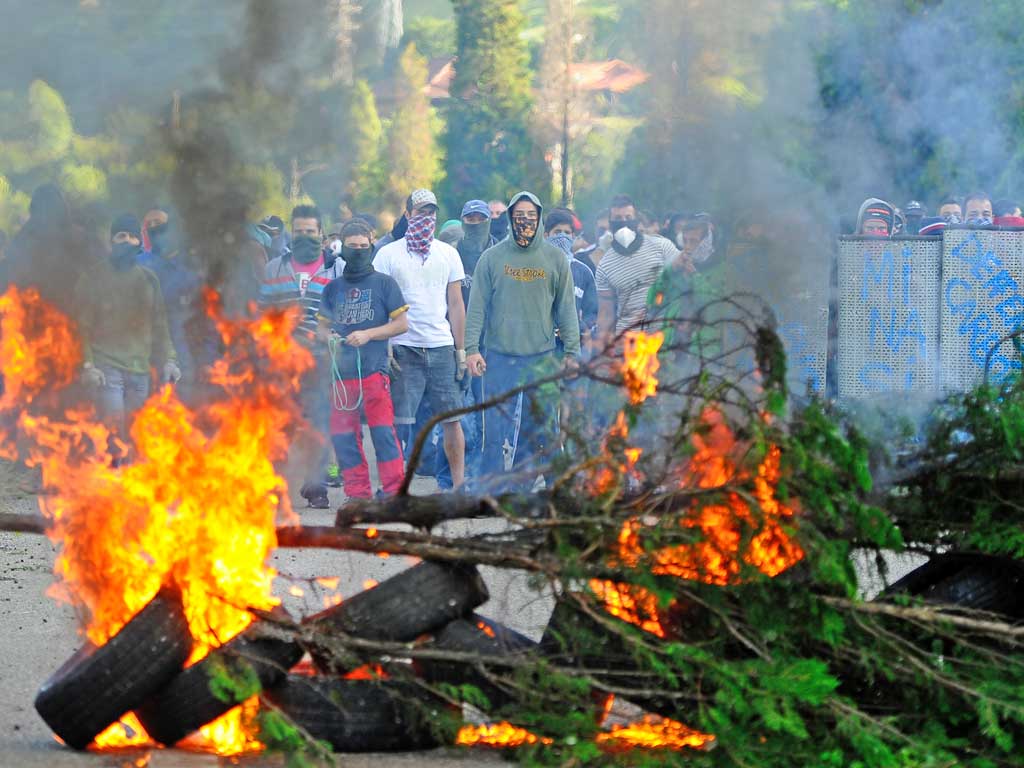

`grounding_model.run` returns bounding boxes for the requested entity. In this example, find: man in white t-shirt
[374,188,468,488]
